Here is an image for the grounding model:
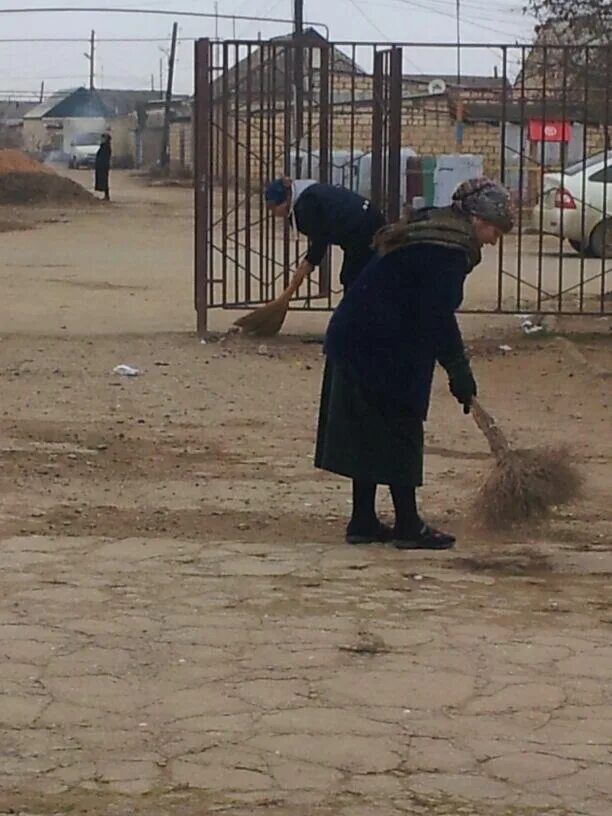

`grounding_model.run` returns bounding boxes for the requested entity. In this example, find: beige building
[23,87,161,166]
